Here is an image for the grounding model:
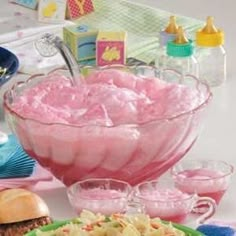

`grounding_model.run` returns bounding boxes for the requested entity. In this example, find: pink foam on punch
[11,70,206,126]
